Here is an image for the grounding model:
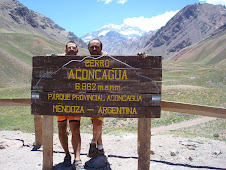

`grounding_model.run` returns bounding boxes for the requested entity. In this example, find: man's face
[65,43,78,55]
[89,40,102,55]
